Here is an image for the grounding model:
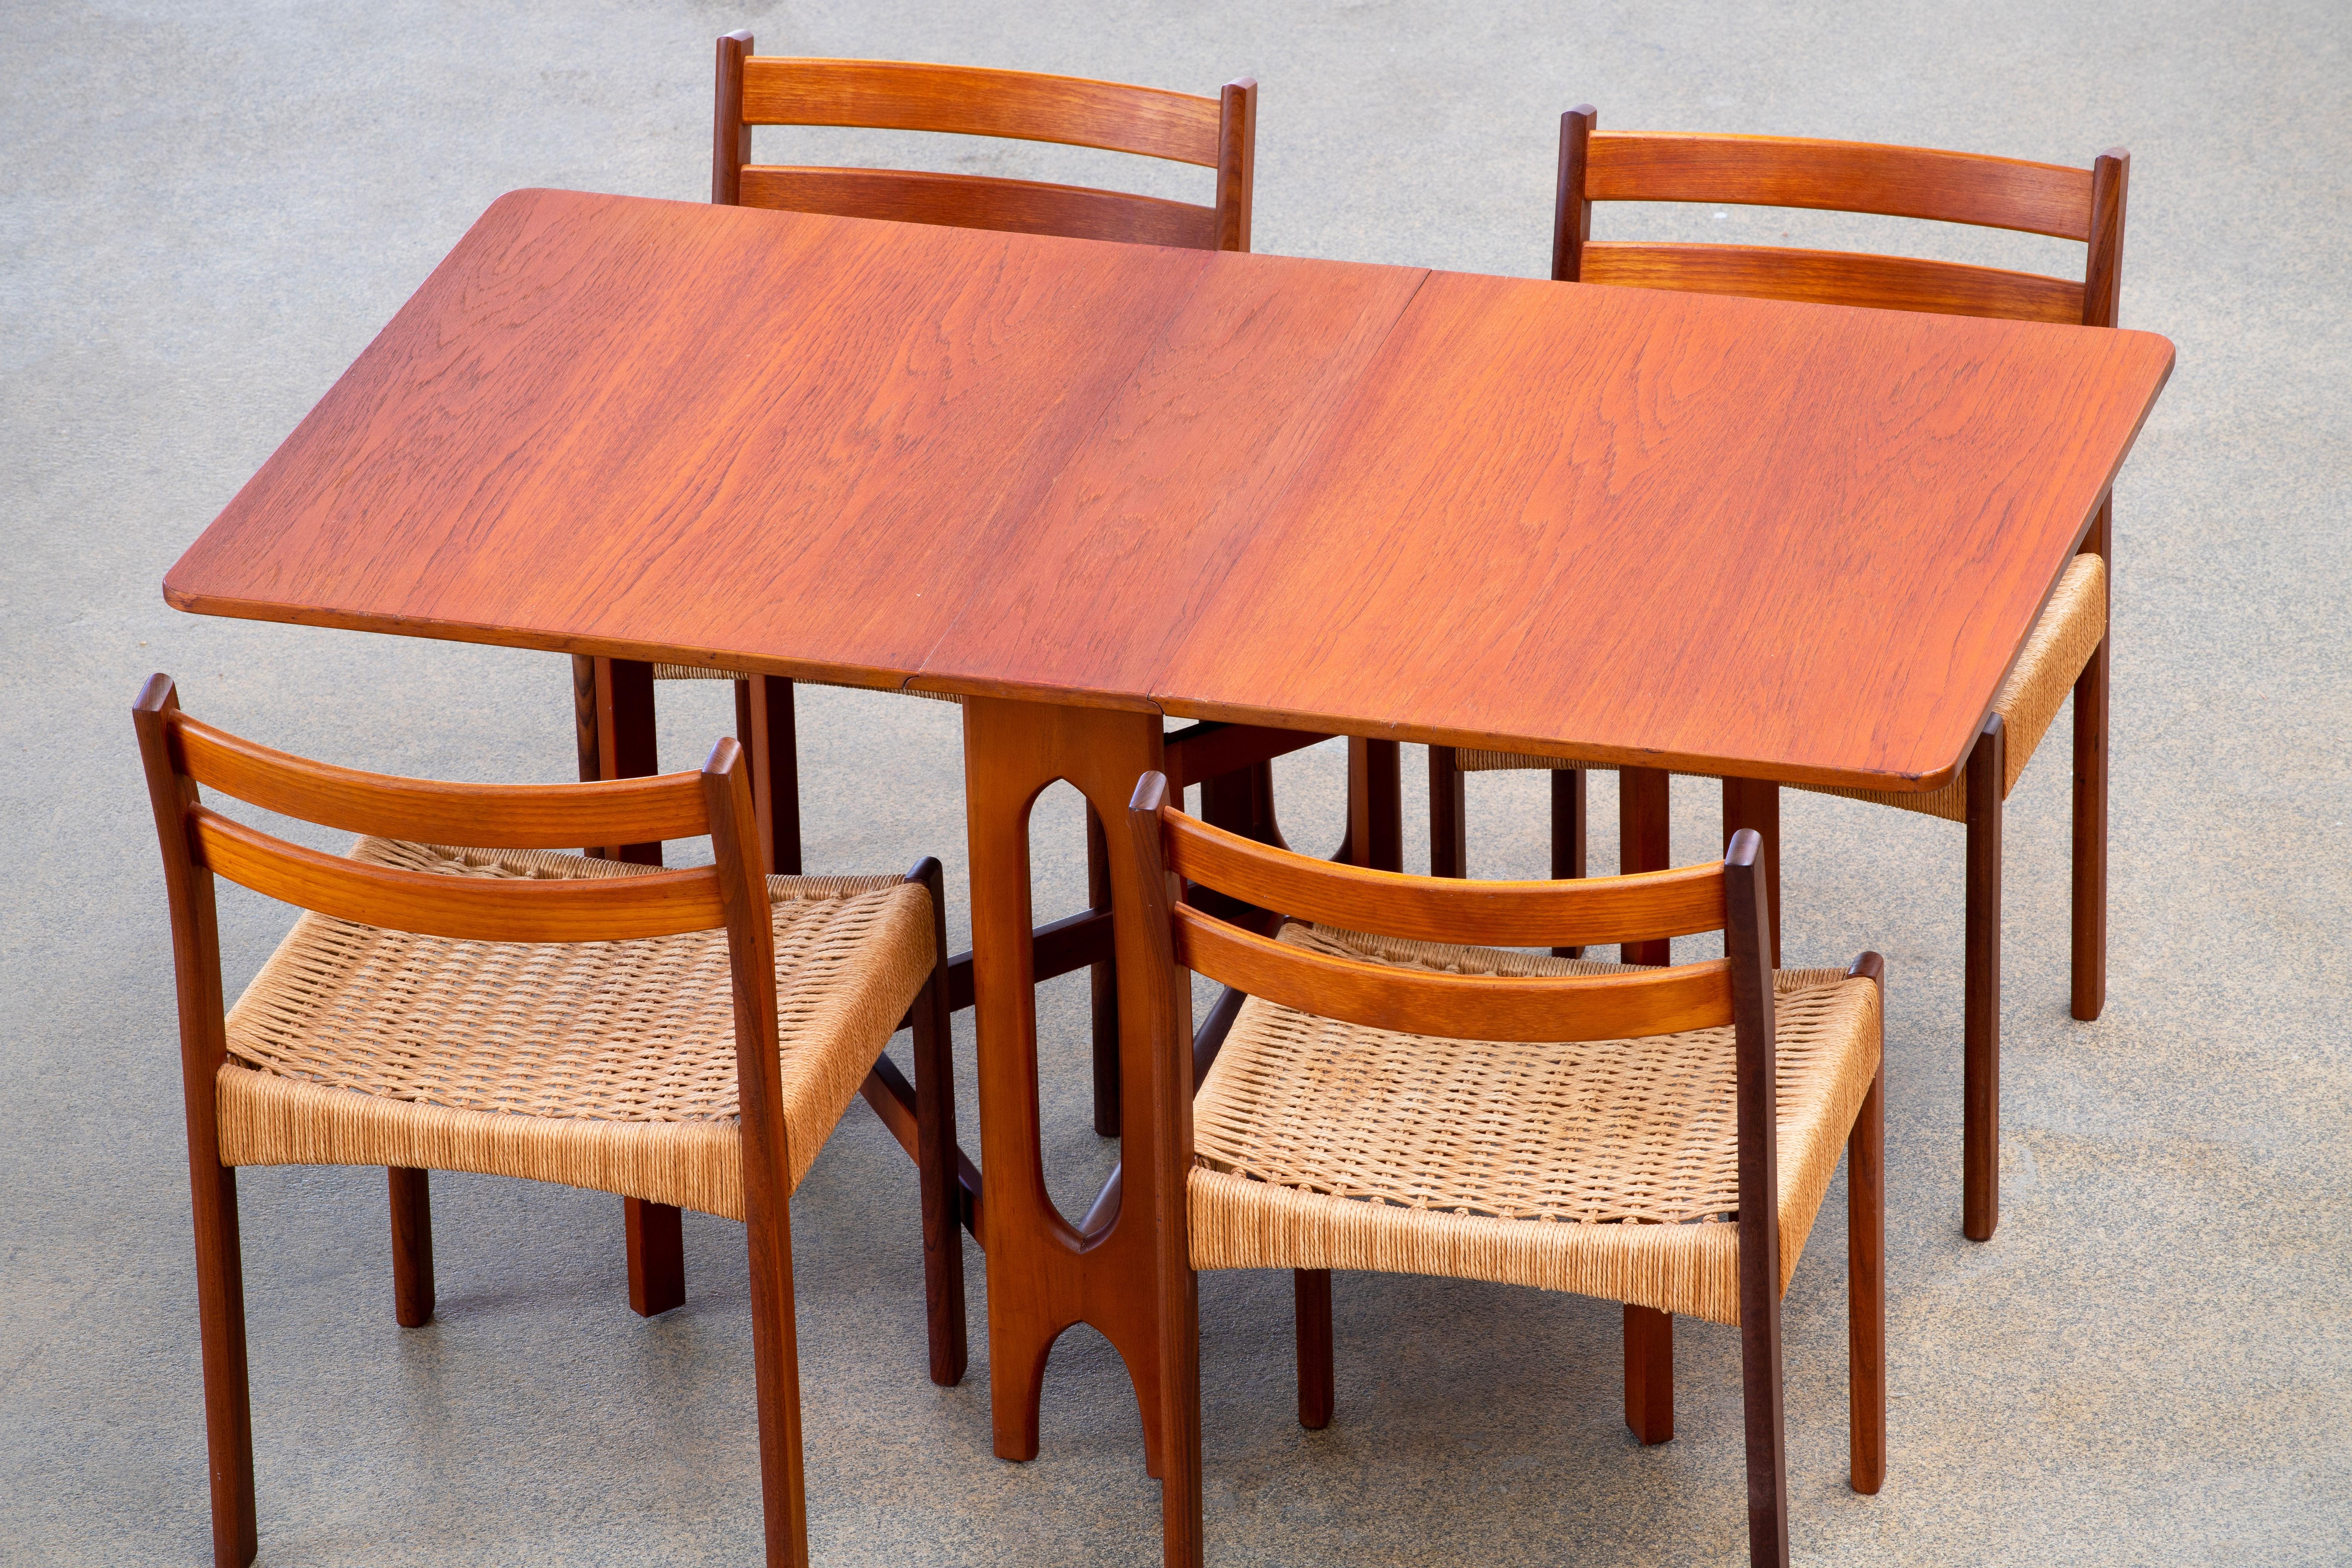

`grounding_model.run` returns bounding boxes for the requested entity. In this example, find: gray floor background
[5,0,2348,1563]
